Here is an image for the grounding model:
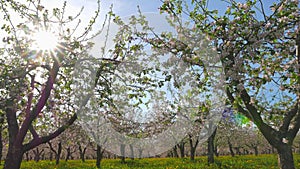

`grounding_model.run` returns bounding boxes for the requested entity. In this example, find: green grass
[8,154,300,169]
